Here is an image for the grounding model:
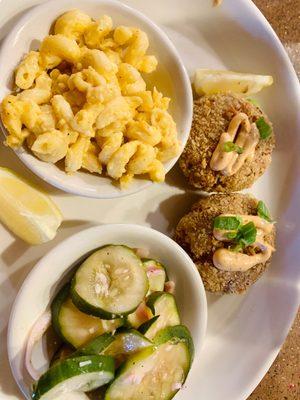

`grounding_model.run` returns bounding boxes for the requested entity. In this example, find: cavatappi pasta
[0,9,180,187]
